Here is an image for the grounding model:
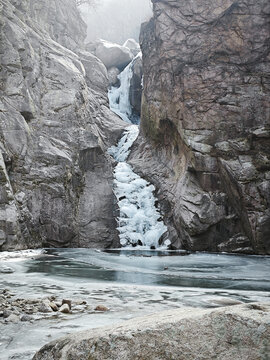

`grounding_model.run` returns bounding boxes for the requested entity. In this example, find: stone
[129,0,270,254]
[123,39,141,56]
[38,302,53,313]
[6,314,20,323]
[3,309,12,319]
[94,305,109,312]
[59,304,70,314]
[49,302,58,312]
[20,314,33,322]
[33,303,270,360]
[62,299,72,309]
[94,39,134,70]
[108,67,120,87]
